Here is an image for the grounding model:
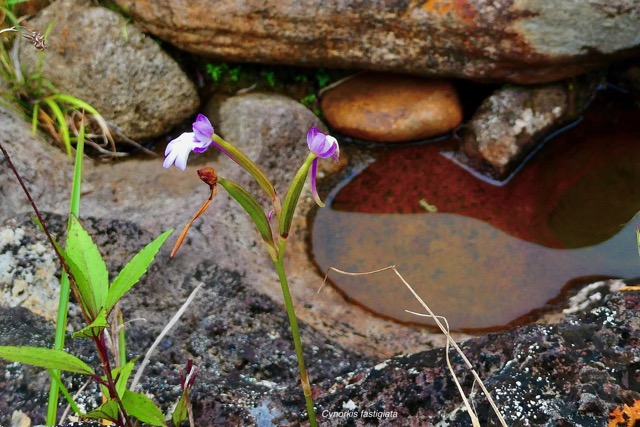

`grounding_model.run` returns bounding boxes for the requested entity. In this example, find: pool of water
[311,90,640,332]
